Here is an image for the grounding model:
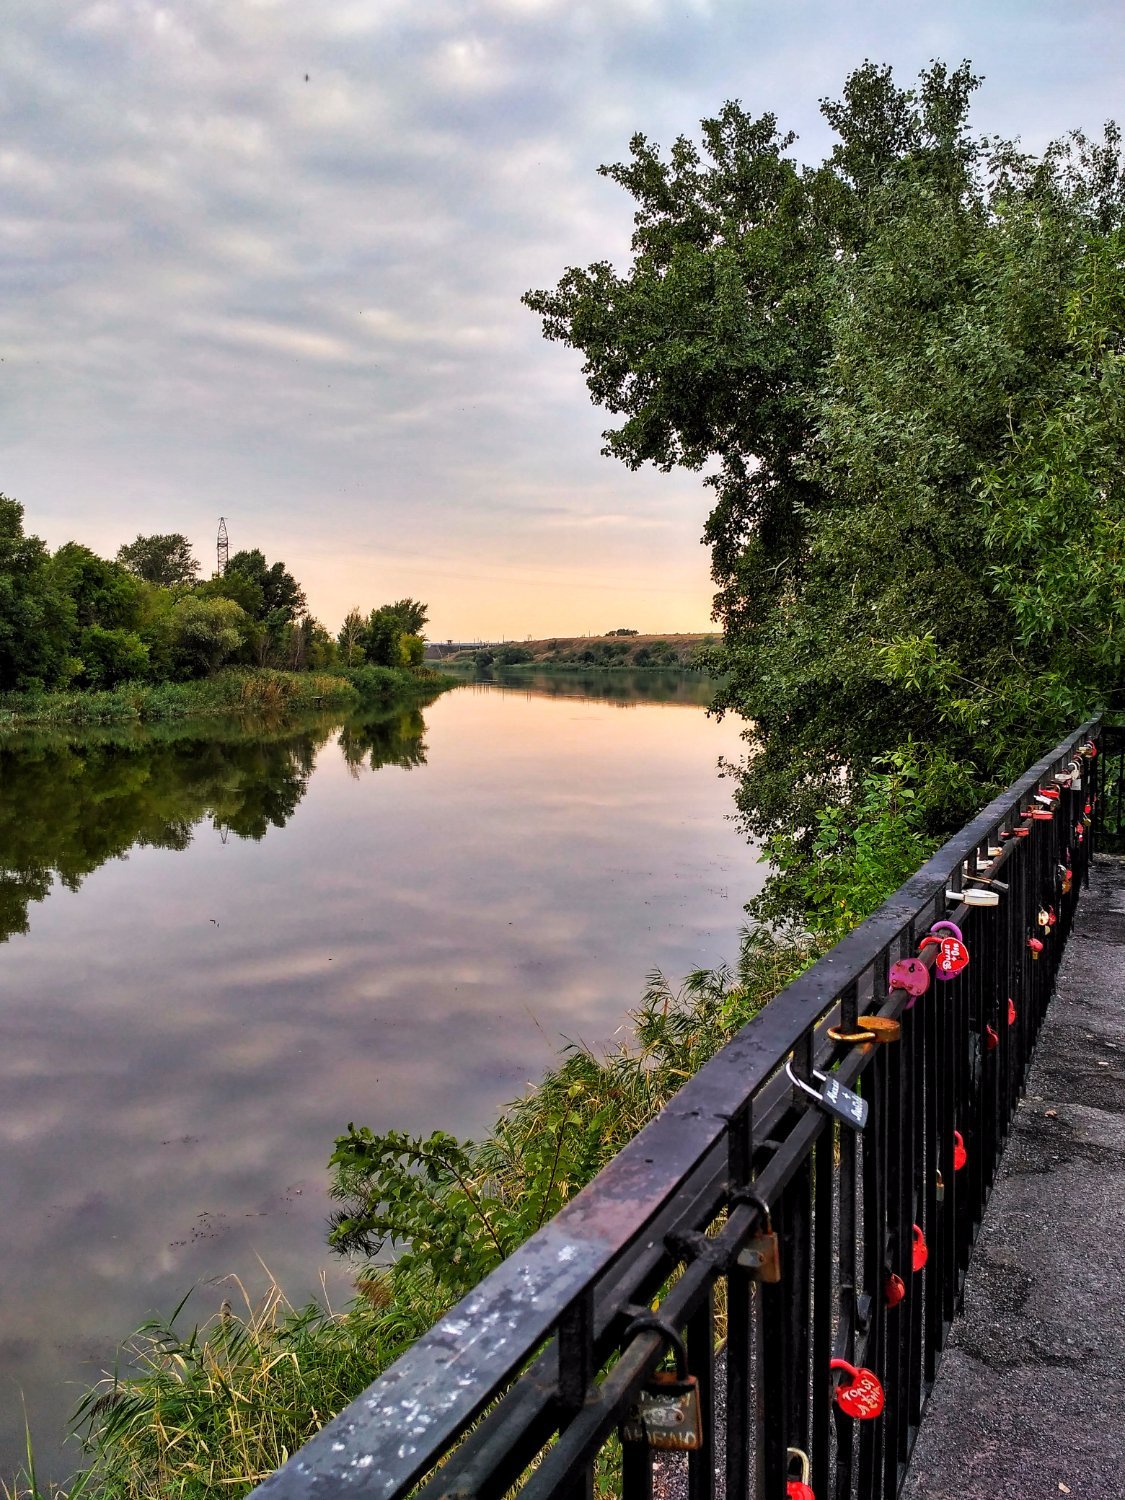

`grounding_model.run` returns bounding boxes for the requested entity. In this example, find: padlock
[885,1272,906,1308]
[1038,907,1051,931]
[888,957,929,1004]
[985,1023,999,1051]
[935,1169,945,1204]
[912,1223,928,1271]
[1028,936,1044,960]
[1063,866,1073,895]
[919,921,969,979]
[830,1359,885,1419]
[1008,997,1017,1025]
[786,1059,868,1129]
[737,1195,781,1283]
[619,1318,703,1451]
[953,1130,967,1171]
[1048,905,1057,928]
[787,1447,815,1499]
